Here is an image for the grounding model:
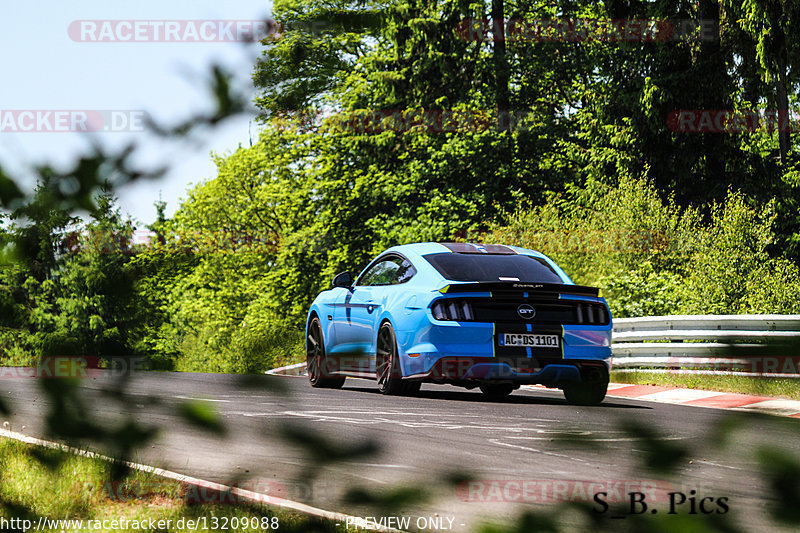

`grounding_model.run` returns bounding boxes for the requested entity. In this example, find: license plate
[500,333,560,348]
